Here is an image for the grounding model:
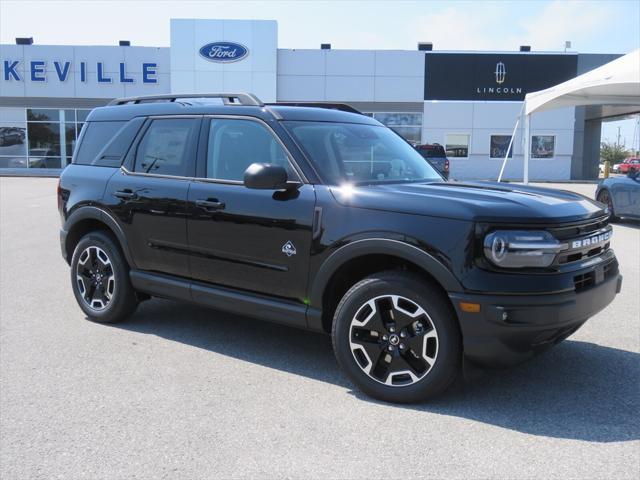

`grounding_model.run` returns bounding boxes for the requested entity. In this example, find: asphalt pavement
[1,177,638,479]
